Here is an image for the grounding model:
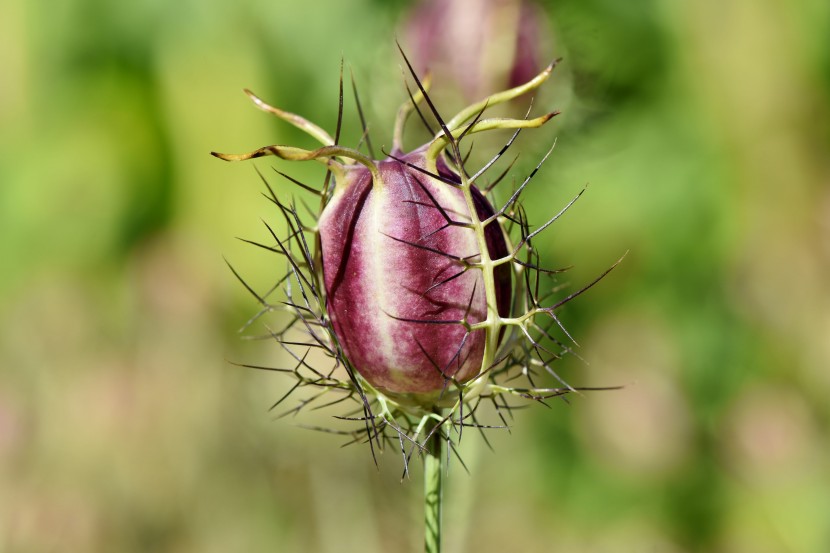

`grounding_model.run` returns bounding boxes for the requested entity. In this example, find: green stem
[424,426,444,553]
